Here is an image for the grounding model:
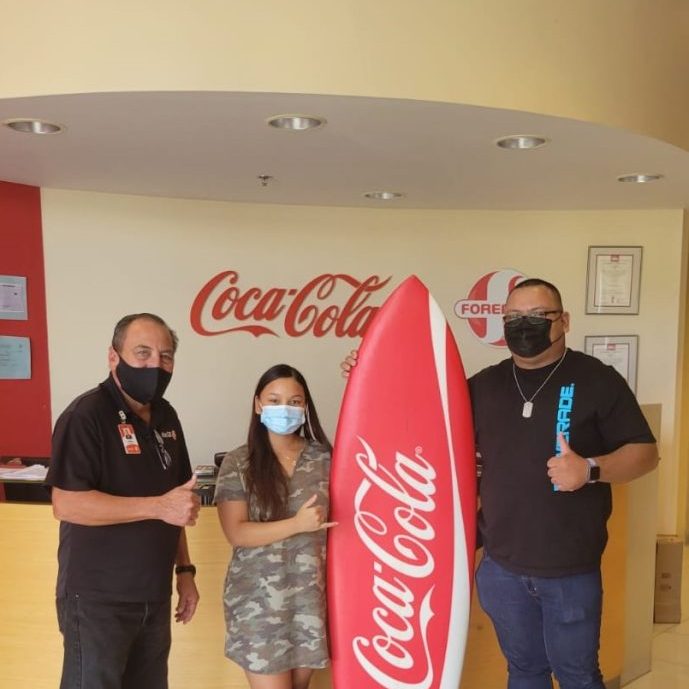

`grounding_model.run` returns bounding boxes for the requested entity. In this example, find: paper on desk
[0,465,48,481]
